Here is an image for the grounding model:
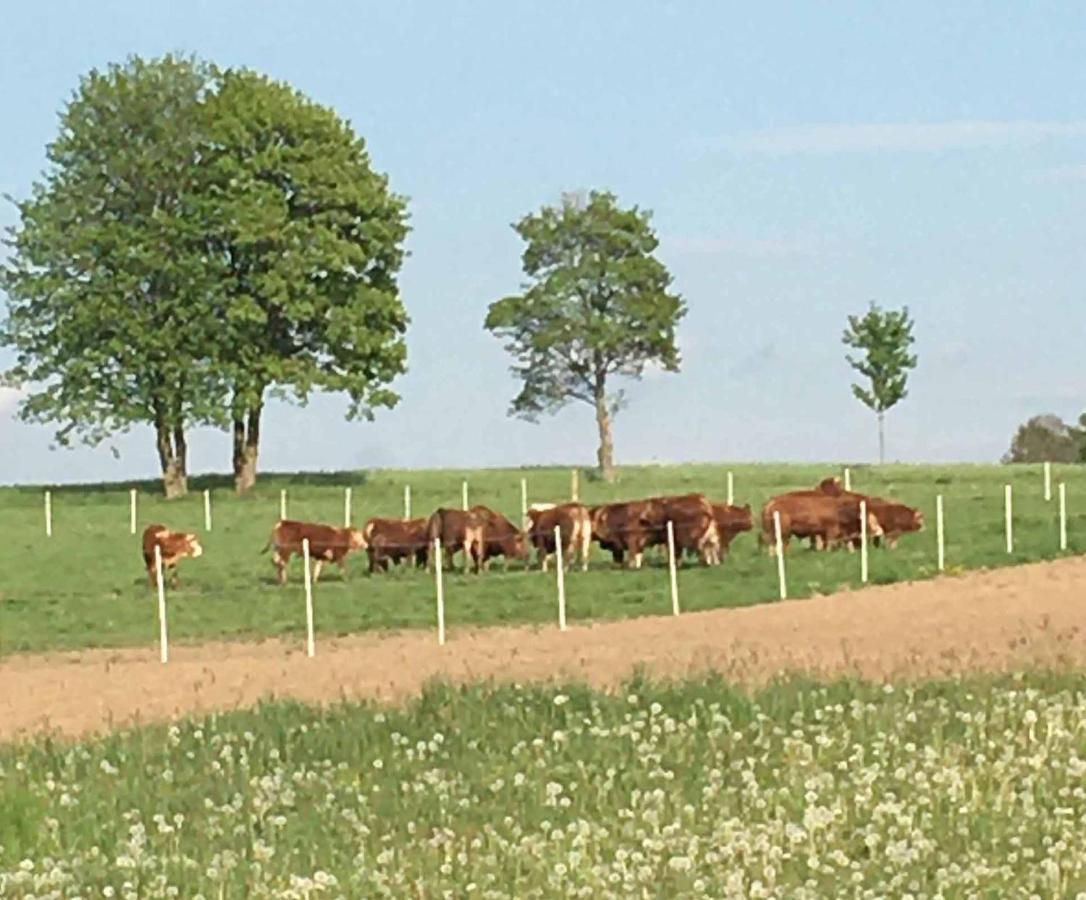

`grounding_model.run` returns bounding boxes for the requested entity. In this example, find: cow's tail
[260,524,279,555]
